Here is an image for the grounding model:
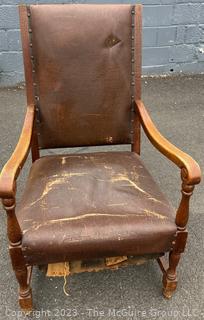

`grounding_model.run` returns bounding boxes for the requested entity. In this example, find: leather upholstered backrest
[20,4,142,149]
